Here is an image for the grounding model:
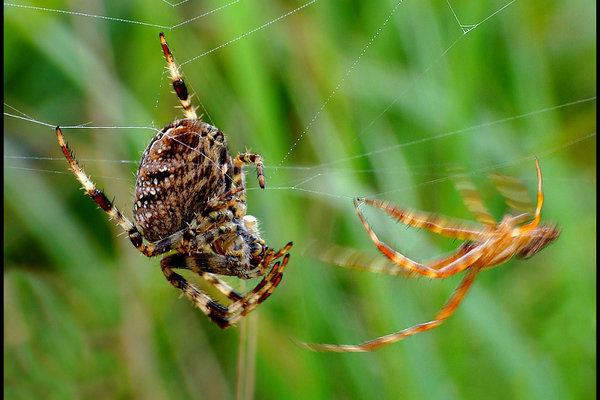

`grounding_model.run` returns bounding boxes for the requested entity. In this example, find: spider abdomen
[133,119,234,241]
